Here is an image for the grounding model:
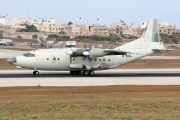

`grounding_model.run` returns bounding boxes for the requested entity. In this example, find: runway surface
[0,69,180,87]
[0,50,25,58]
